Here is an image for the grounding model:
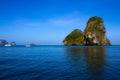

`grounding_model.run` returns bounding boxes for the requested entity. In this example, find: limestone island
[0,39,16,46]
[63,16,111,46]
